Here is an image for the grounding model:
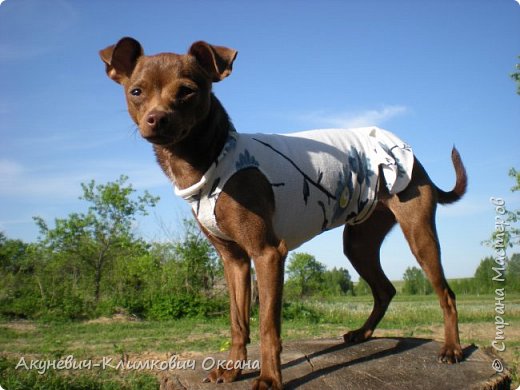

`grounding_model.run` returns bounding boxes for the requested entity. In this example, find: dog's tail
[436,147,467,205]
